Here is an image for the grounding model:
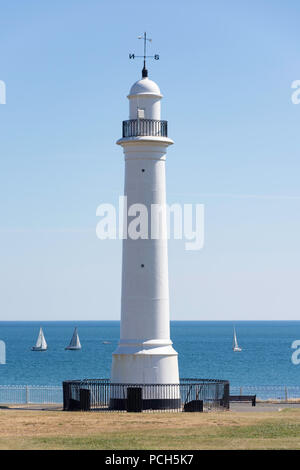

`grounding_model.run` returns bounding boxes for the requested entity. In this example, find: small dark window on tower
[141,169,145,172]
[141,264,145,268]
